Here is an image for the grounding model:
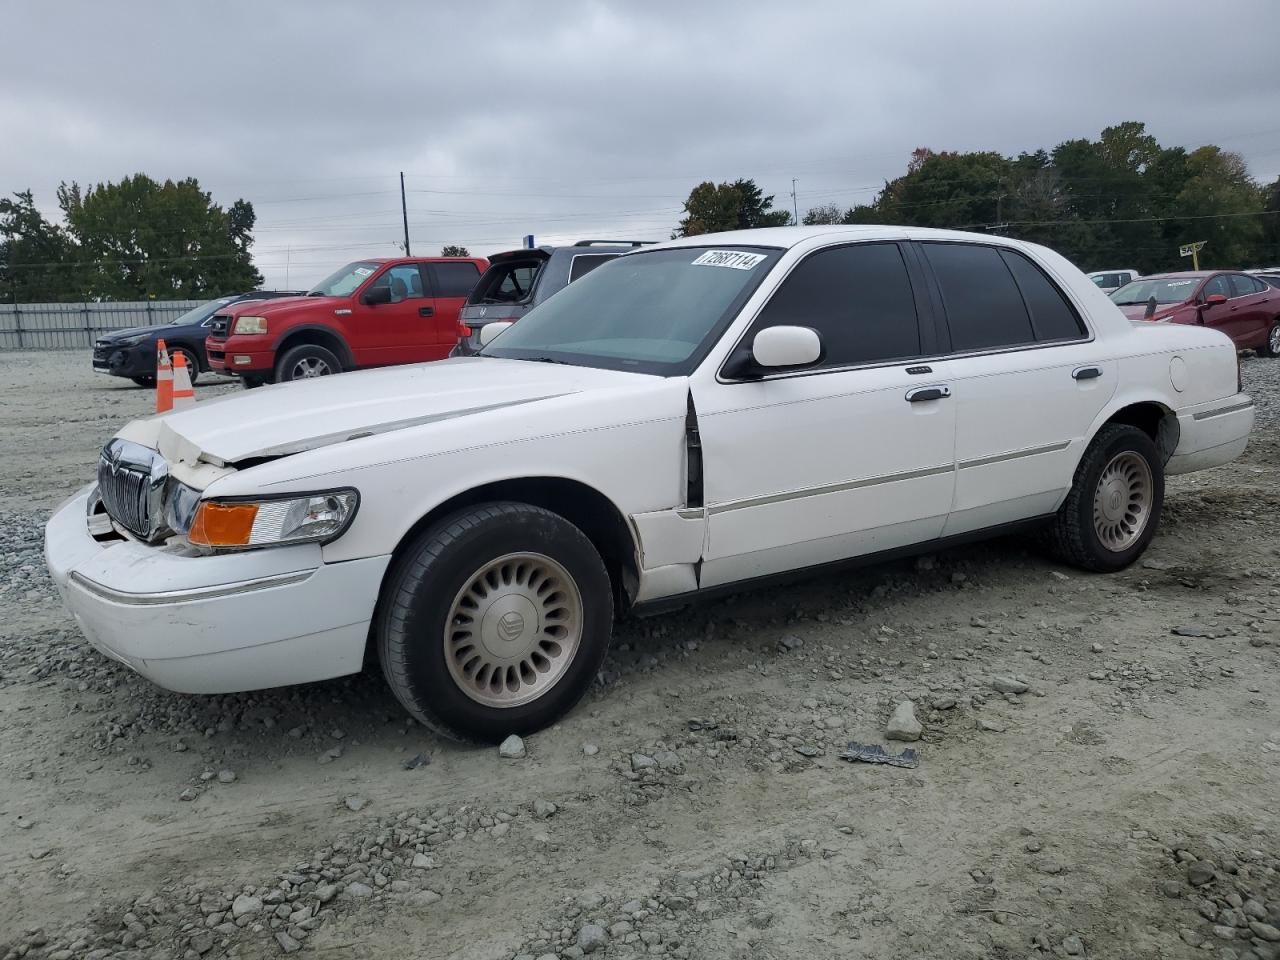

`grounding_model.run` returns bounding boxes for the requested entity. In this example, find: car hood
[126,357,662,465]
[98,323,178,342]
[225,295,334,318]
